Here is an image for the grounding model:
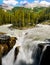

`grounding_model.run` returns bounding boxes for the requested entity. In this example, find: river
[0,24,50,65]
